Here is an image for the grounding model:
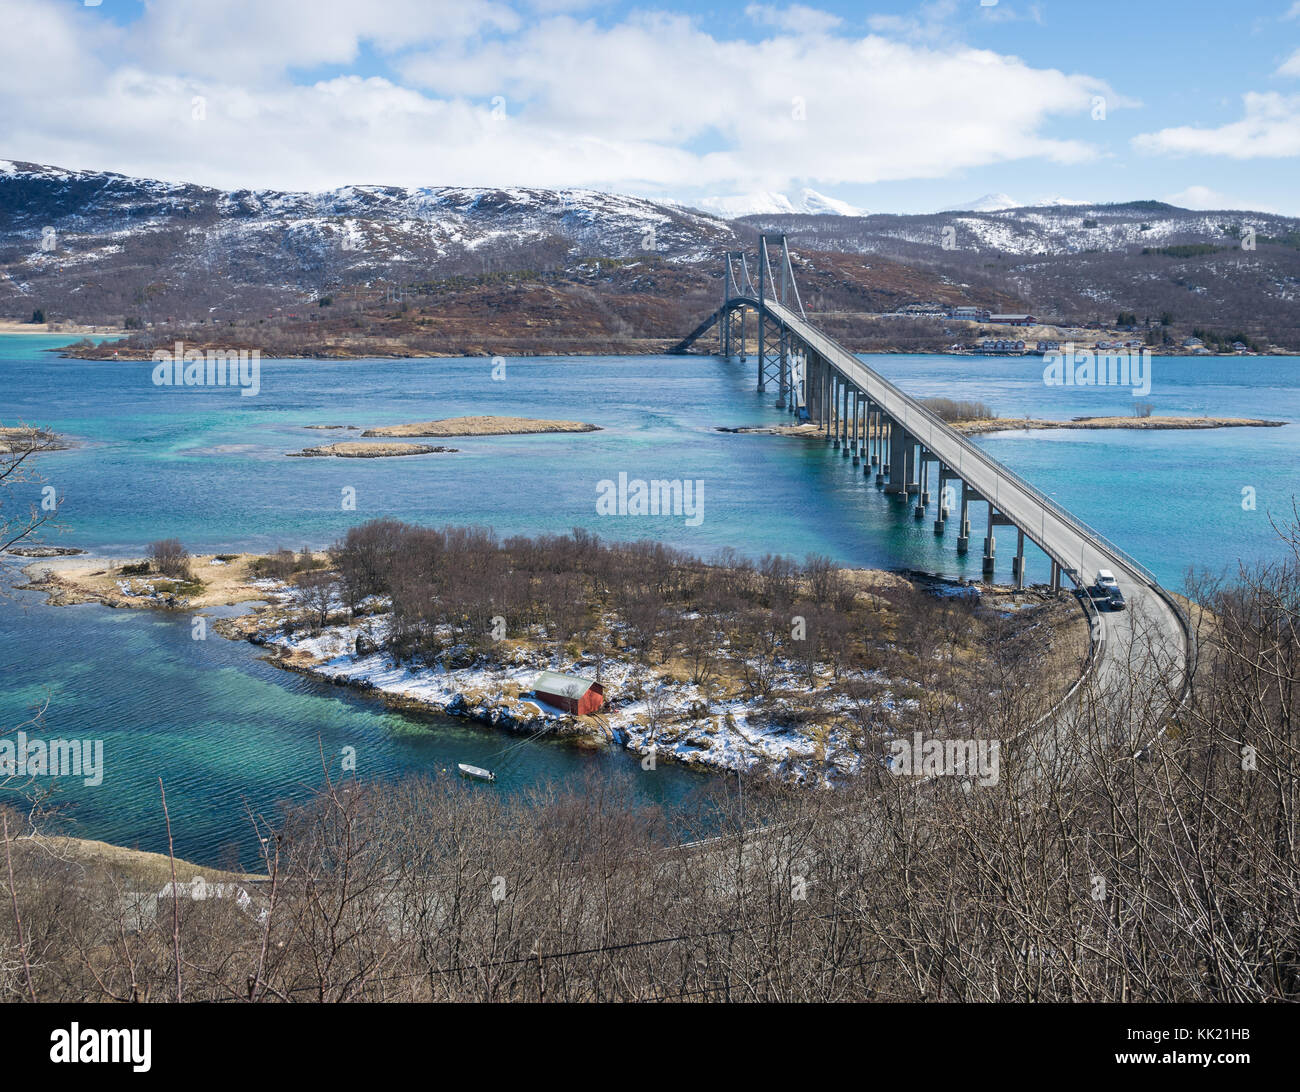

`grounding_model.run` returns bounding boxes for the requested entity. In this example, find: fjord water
[3,333,1298,864]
